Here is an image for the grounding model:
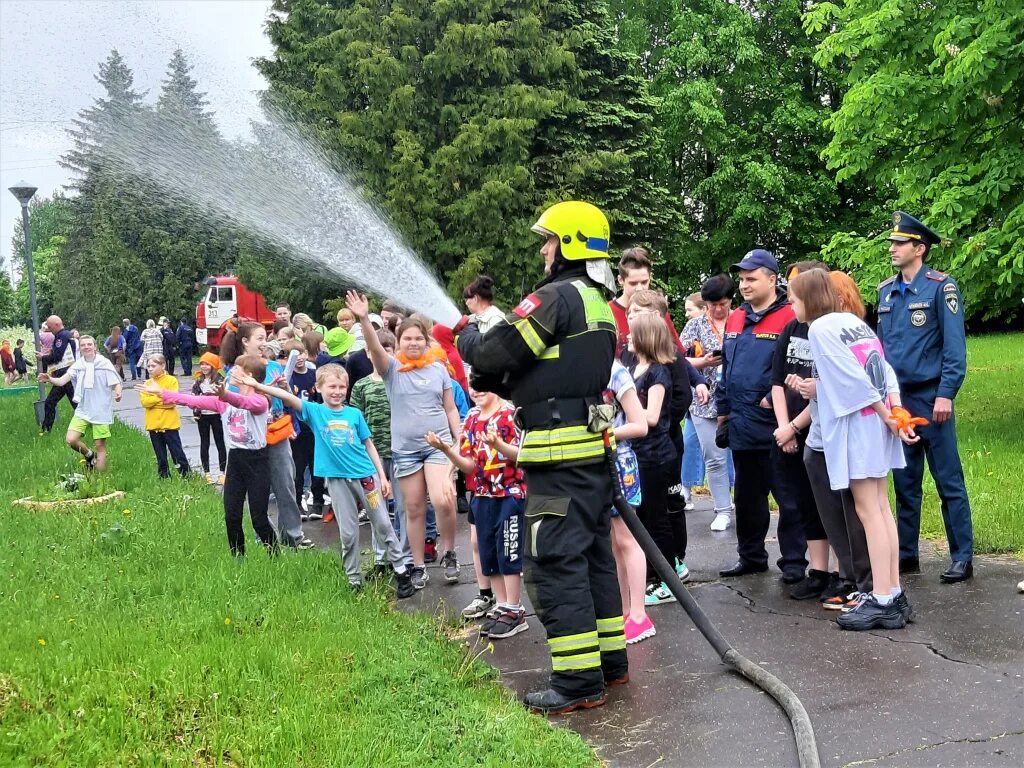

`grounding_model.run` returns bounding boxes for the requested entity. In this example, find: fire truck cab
[195,275,277,349]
